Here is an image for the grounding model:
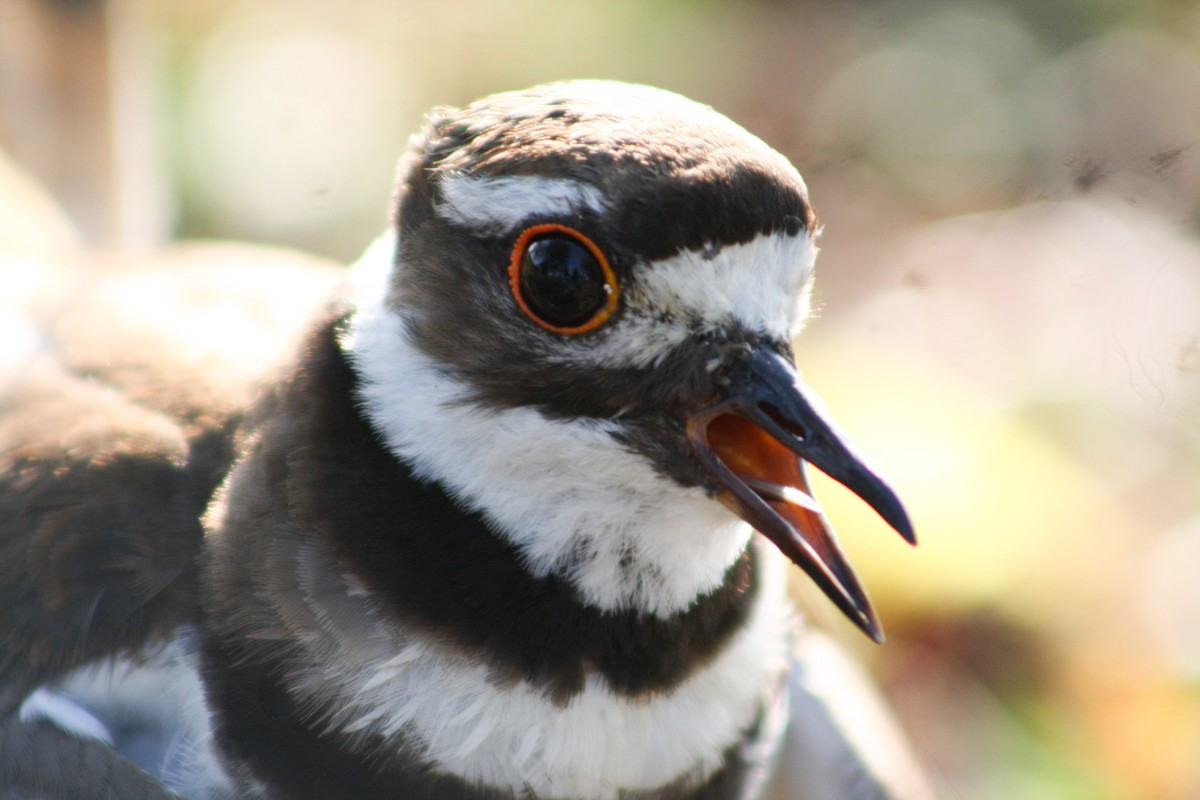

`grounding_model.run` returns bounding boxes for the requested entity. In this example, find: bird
[0,80,928,800]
